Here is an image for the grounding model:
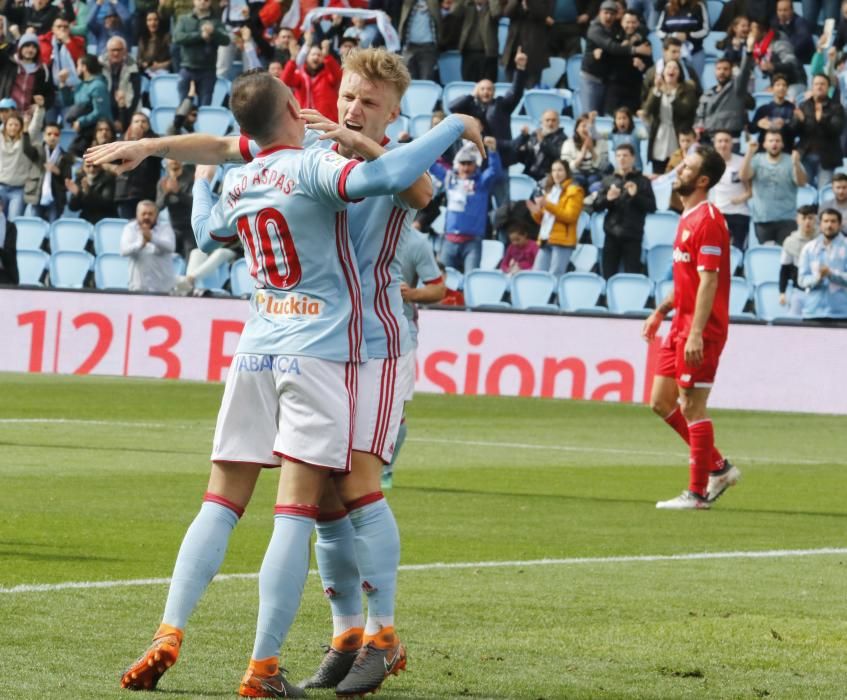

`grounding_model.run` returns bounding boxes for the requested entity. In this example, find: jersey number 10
[236,208,302,290]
